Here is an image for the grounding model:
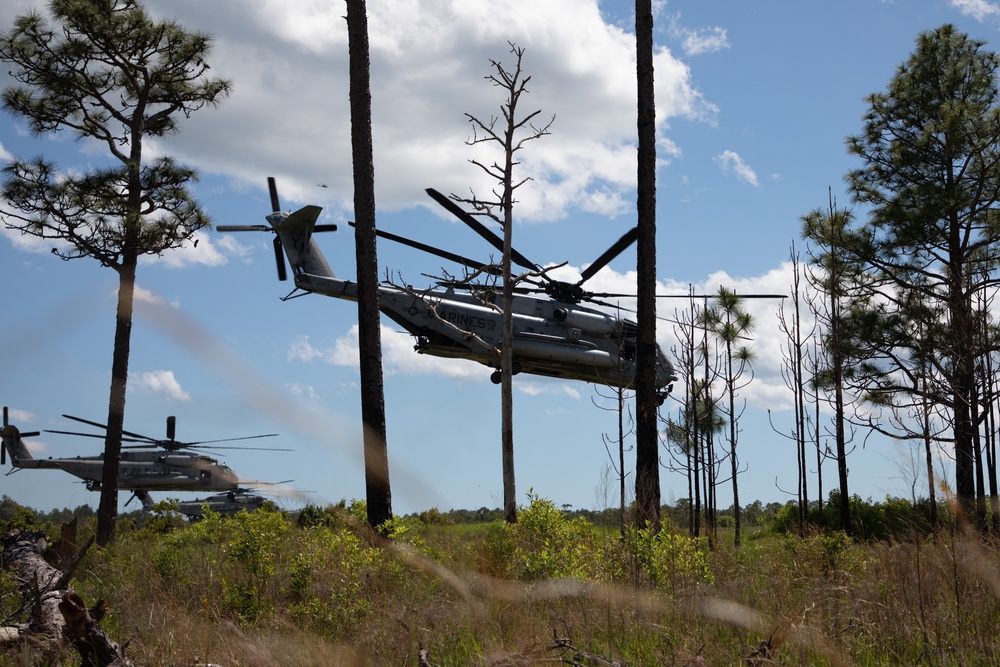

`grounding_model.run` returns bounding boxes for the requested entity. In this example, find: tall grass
[3,495,999,666]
